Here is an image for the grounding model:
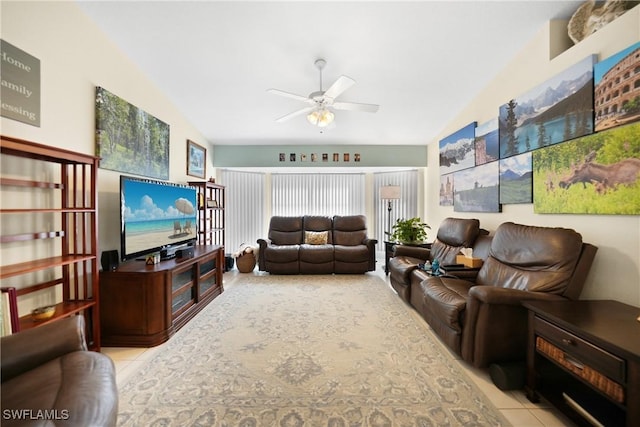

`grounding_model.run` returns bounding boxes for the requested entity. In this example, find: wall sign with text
[1,40,41,127]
